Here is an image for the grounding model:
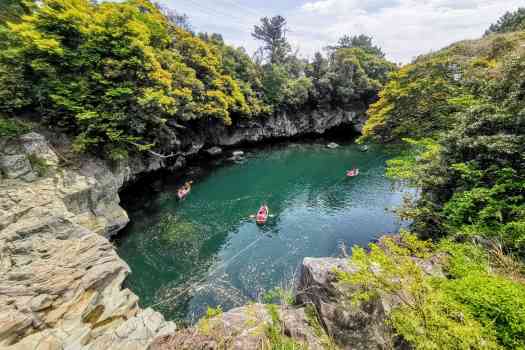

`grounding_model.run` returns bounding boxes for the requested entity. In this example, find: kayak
[177,187,190,200]
[346,169,360,177]
[256,206,269,225]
